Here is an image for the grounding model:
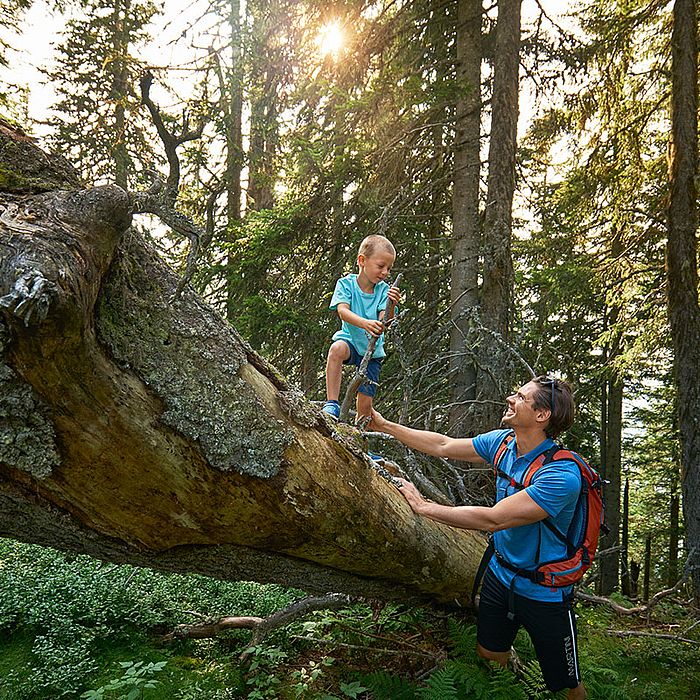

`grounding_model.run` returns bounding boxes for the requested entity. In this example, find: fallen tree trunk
[0,124,486,606]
